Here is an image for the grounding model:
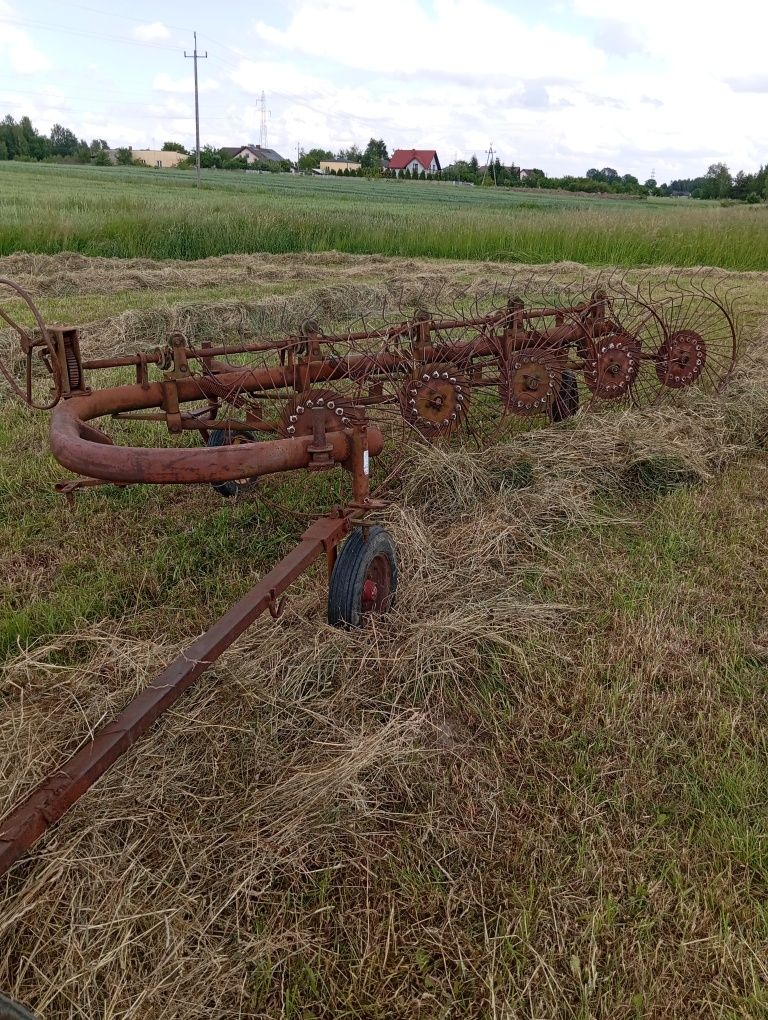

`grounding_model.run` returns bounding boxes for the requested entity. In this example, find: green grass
[1,161,768,268]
